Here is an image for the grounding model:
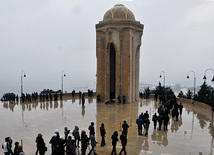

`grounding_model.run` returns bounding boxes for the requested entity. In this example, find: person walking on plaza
[49,133,60,155]
[122,120,129,136]
[144,118,150,136]
[179,103,183,115]
[35,133,47,155]
[81,130,88,155]
[158,115,163,131]
[100,123,106,146]
[119,131,127,155]
[88,122,95,137]
[163,114,169,131]
[111,131,118,155]
[82,93,85,107]
[152,113,158,129]
[73,126,80,147]
[87,134,97,155]
[136,115,144,135]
